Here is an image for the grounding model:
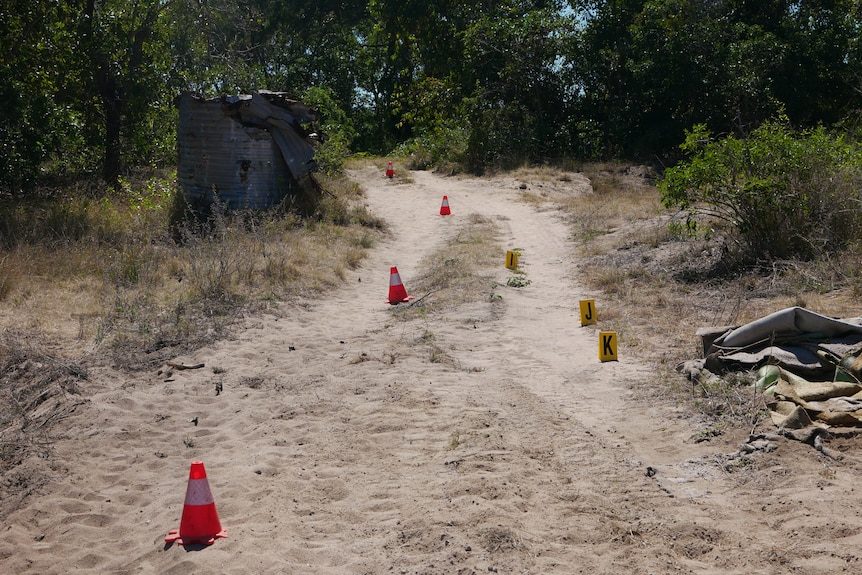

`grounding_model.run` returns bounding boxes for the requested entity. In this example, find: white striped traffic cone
[385,266,413,304]
[439,195,451,216]
[165,461,227,546]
